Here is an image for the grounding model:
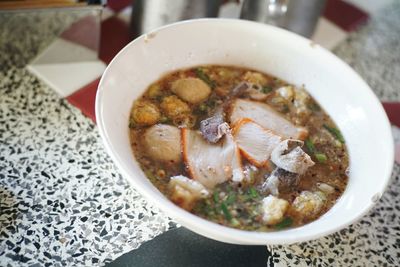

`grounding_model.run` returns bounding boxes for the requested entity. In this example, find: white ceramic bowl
[95,19,394,245]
